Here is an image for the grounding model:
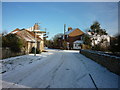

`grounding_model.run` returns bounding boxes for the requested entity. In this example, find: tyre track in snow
[2,50,118,88]
[29,52,65,88]
[73,52,119,88]
[64,52,96,88]
[45,53,64,88]
[73,53,98,89]
[45,51,95,88]
[51,54,64,85]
